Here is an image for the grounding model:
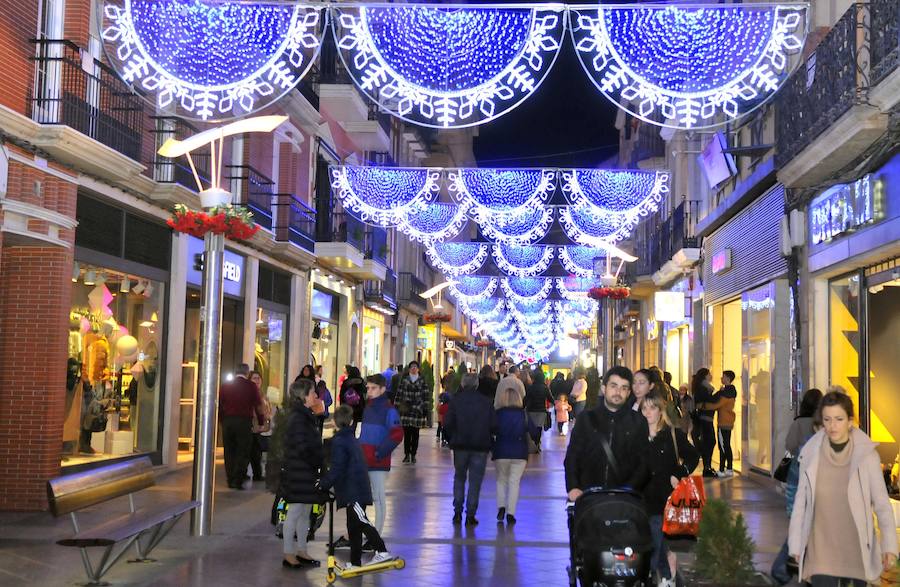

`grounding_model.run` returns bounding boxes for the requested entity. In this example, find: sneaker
[411,456,417,464]
[702,469,718,479]
[369,552,397,565]
[402,455,410,464]
[724,469,735,477]
[452,512,462,525]
[497,507,506,522]
[506,514,516,525]
[341,561,359,571]
[465,515,478,526]
[331,536,352,549]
